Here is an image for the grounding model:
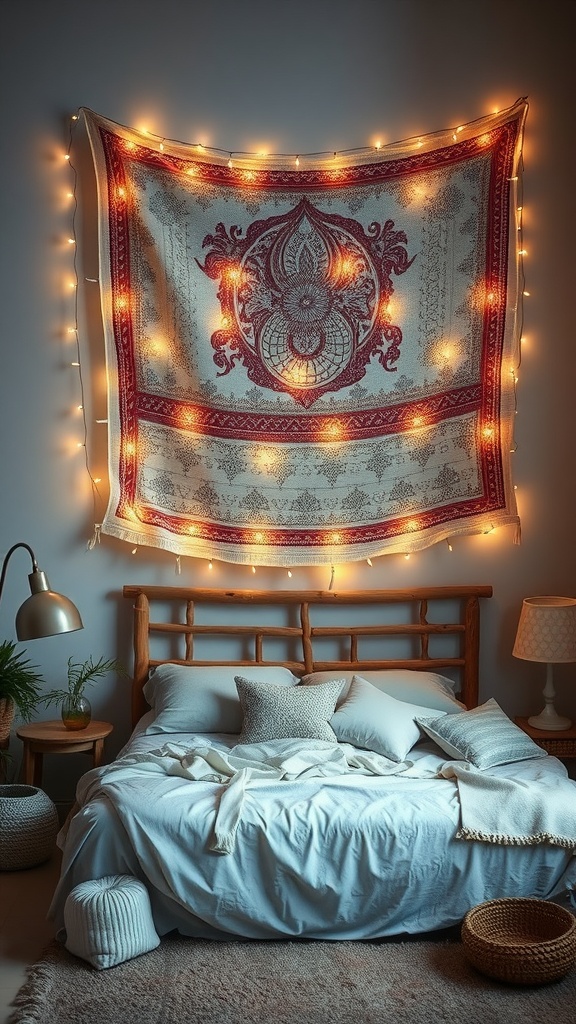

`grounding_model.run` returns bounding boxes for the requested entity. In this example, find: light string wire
[66,112,105,547]
[77,97,527,165]
[506,97,529,452]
